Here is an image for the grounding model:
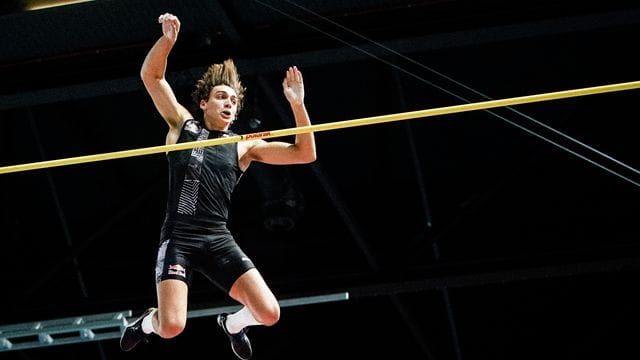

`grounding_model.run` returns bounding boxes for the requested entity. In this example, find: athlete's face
[200,85,238,127]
